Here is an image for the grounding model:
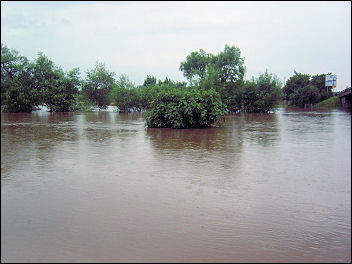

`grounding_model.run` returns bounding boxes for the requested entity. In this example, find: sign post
[325,75,337,93]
